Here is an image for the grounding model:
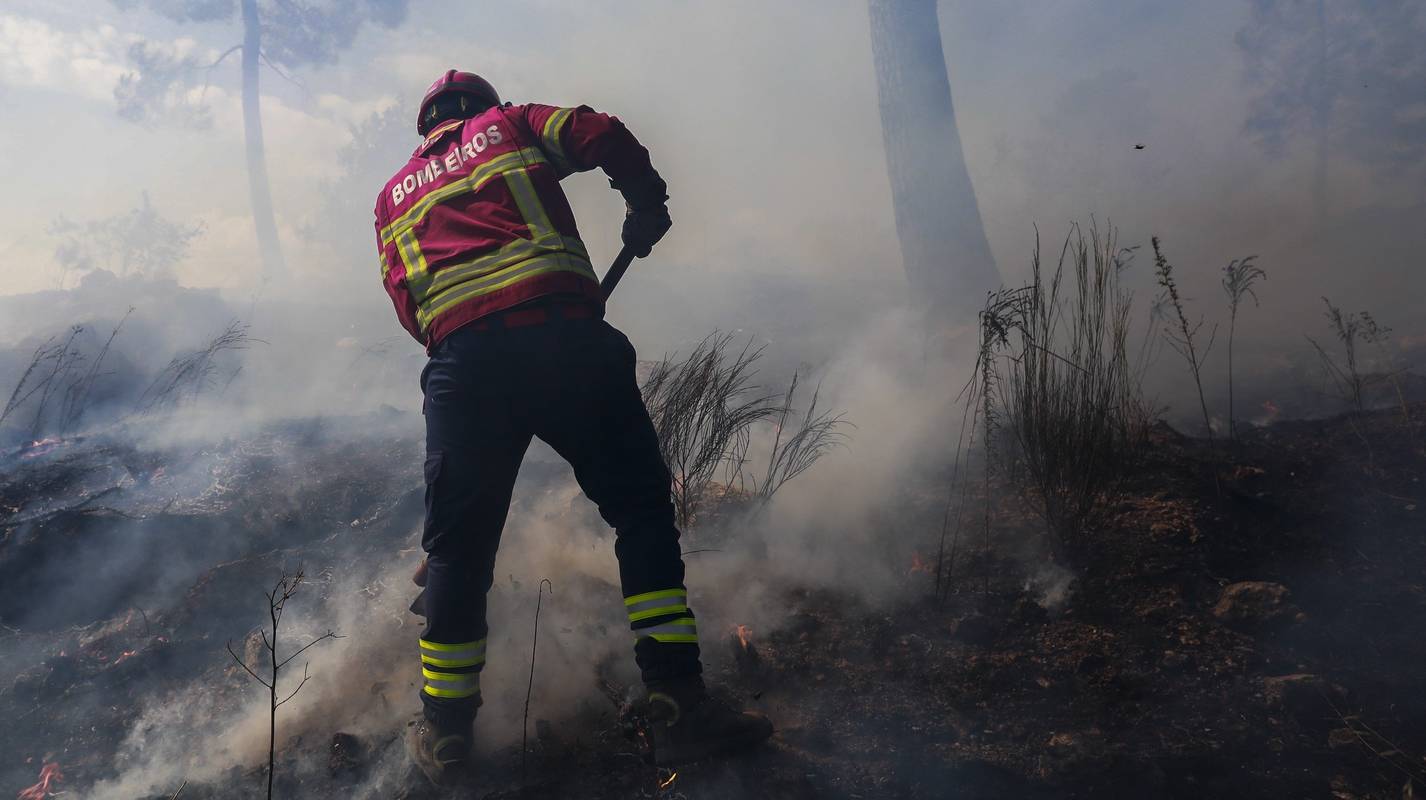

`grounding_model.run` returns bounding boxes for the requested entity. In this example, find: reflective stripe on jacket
[374,103,657,350]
